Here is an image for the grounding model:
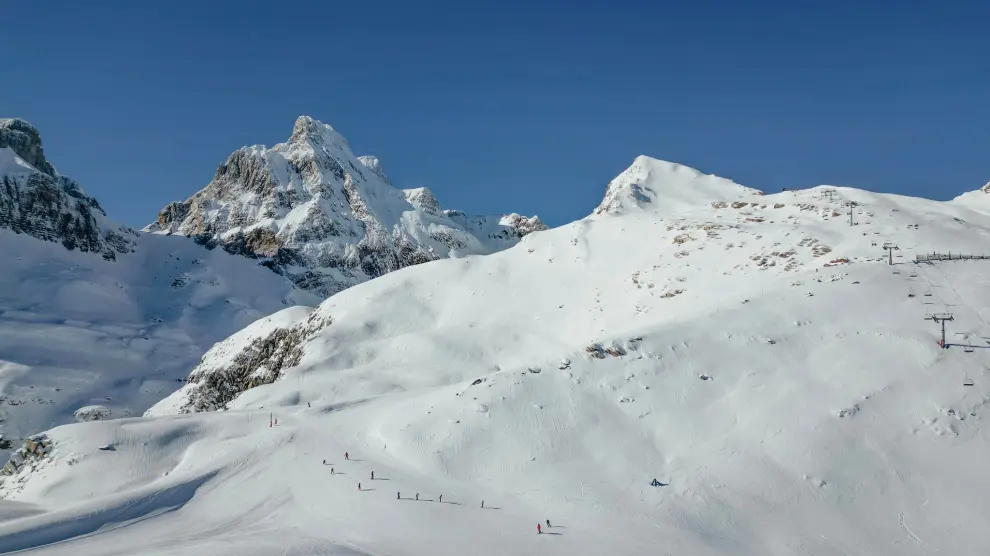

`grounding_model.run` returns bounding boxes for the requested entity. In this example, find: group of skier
[327,451,558,535]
